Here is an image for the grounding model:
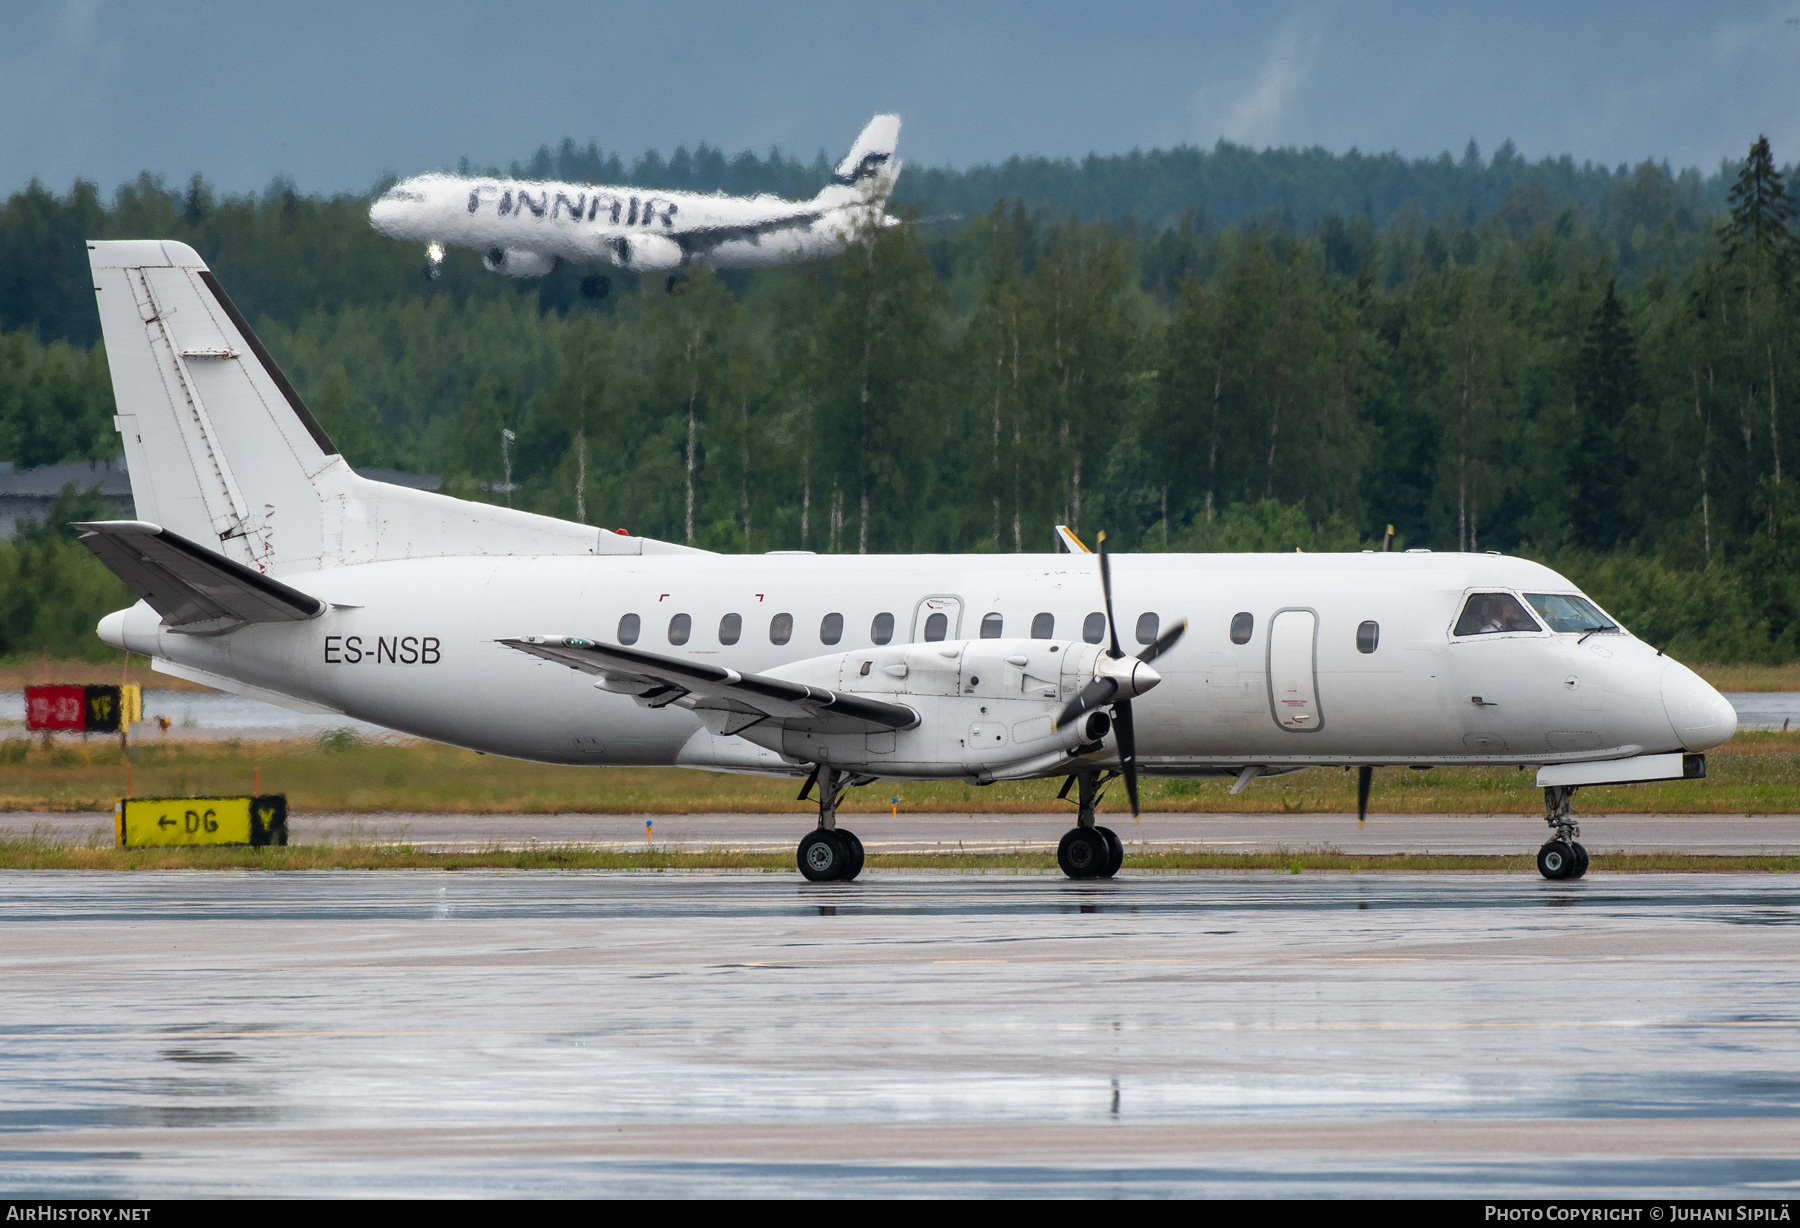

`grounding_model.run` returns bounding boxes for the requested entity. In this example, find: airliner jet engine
[609,233,684,272]
[483,247,557,277]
